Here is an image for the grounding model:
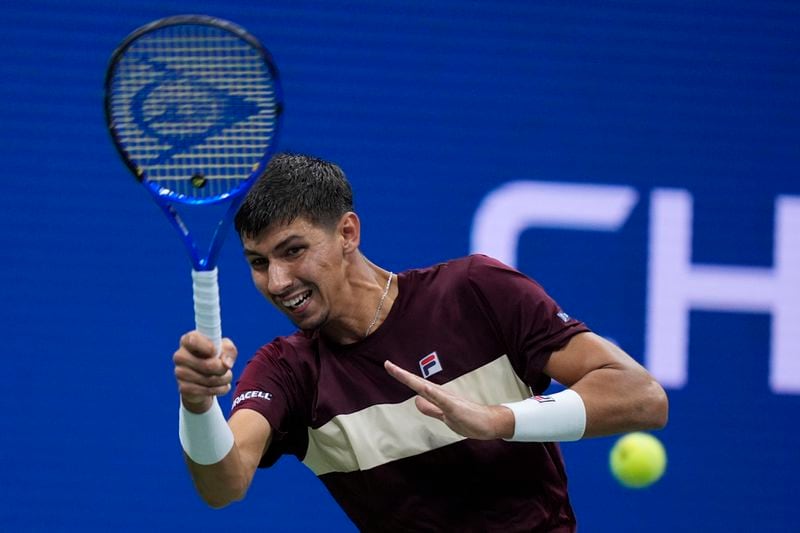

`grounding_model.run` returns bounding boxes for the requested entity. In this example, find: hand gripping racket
[105,15,283,353]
